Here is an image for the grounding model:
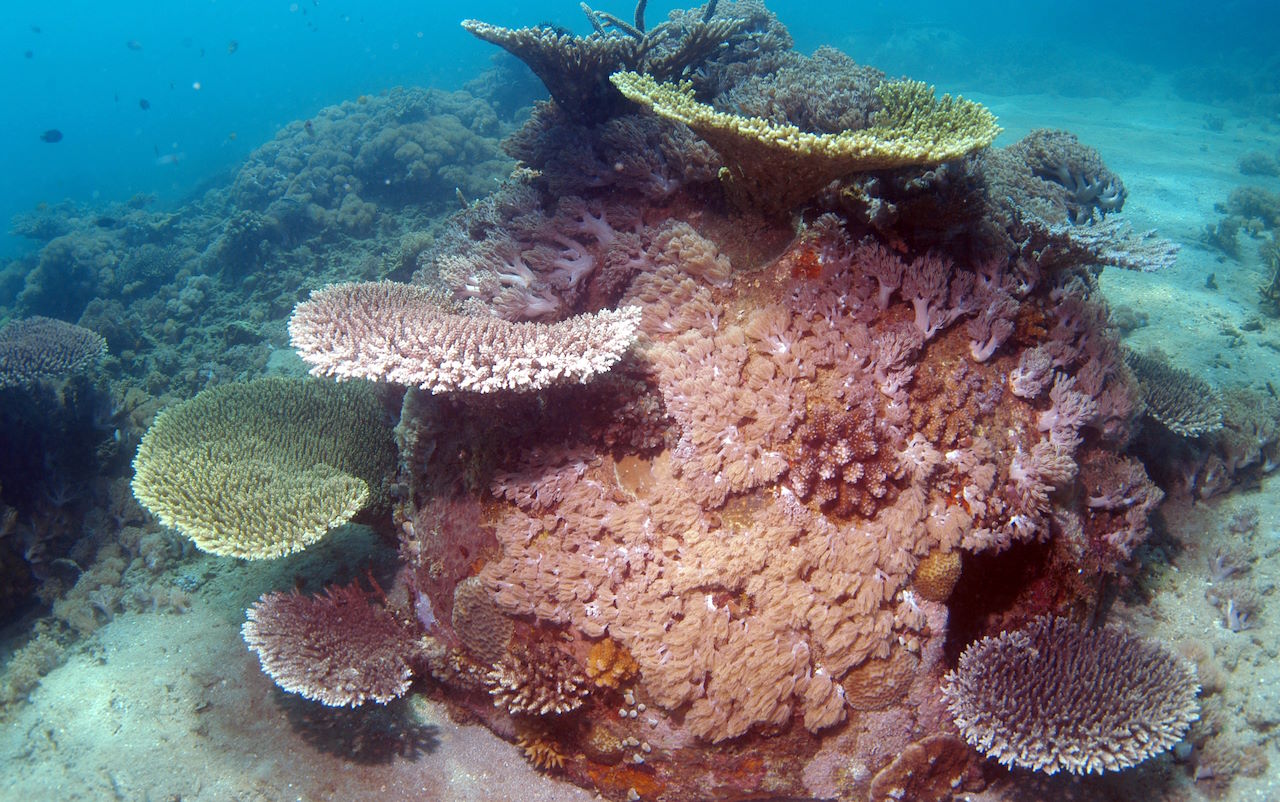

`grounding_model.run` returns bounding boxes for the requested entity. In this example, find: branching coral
[131,377,394,559]
[943,616,1199,775]
[611,70,1000,214]
[243,580,418,707]
[463,1,767,124]
[1006,129,1127,223]
[1125,349,1223,437]
[0,317,106,388]
[288,281,641,393]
